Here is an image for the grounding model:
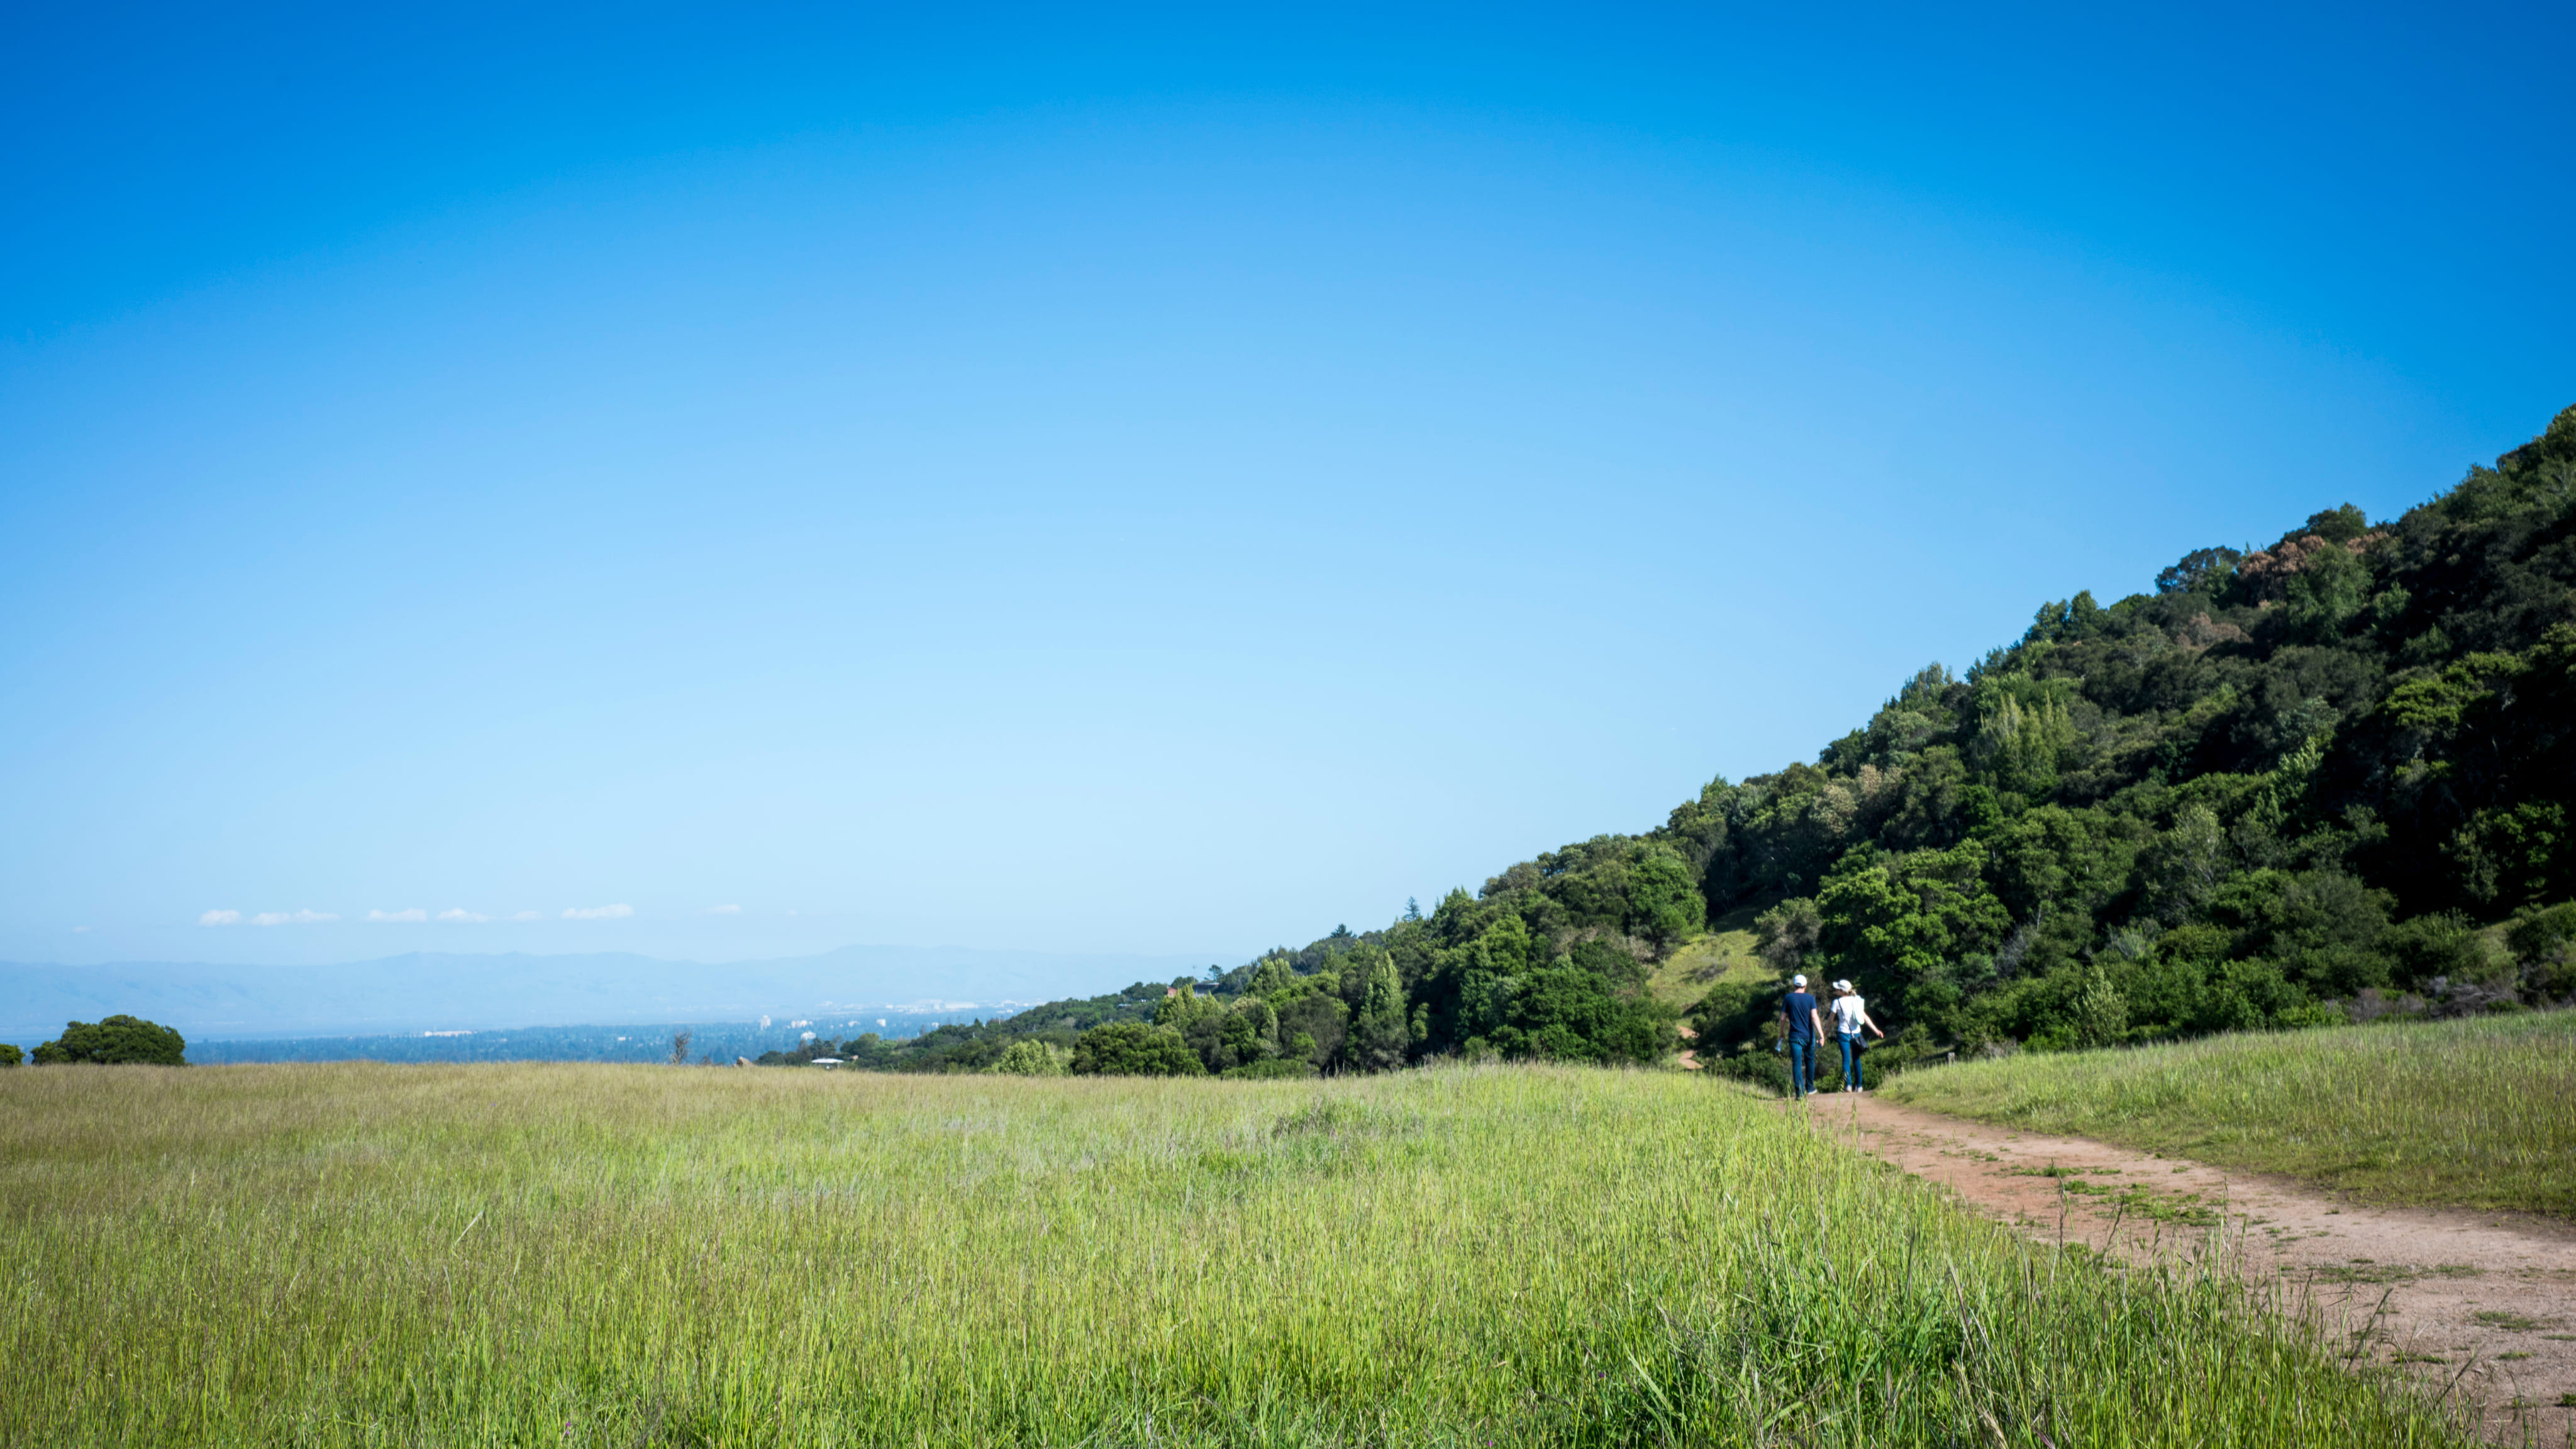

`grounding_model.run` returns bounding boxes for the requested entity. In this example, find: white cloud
[436,908,490,923]
[72,925,90,934]
[366,908,429,923]
[707,904,742,915]
[253,909,339,926]
[199,909,242,926]
[510,910,543,921]
[561,904,633,920]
